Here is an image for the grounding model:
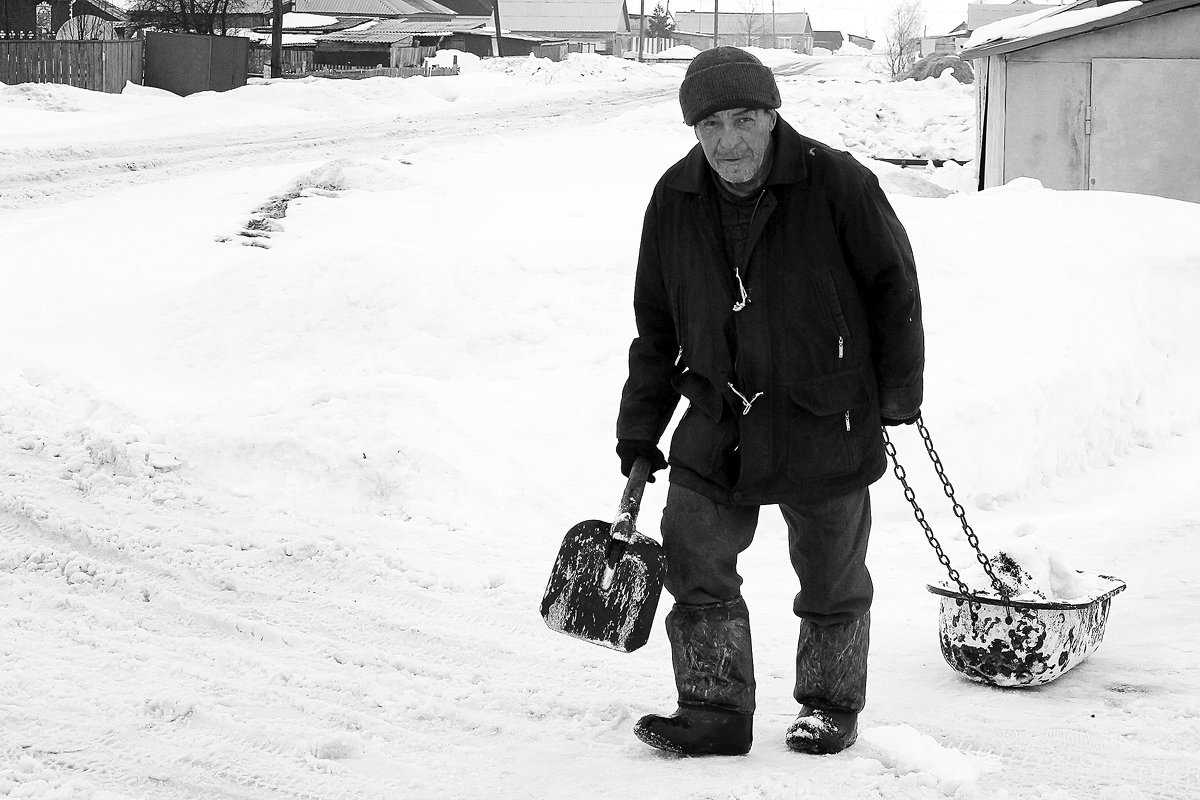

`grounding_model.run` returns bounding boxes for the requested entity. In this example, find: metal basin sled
[928,574,1126,687]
